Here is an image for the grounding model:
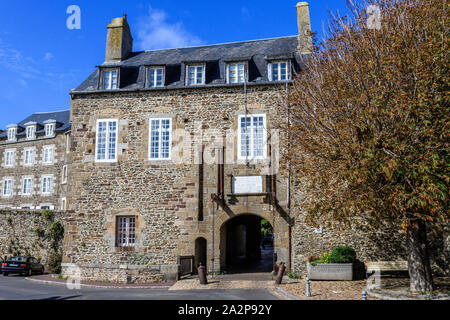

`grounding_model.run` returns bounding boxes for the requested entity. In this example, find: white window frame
[5,151,14,167]
[43,146,54,164]
[148,118,172,161]
[3,179,12,197]
[268,60,291,82]
[26,125,36,140]
[23,178,32,196]
[24,148,34,166]
[116,216,136,248]
[186,64,205,86]
[226,62,247,84]
[237,114,268,160]
[62,165,68,184]
[103,69,118,90]
[147,66,165,88]
[7,127,16,141]
[42,176,52,195]
[95,119,119,163]
[45,123,55,137]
